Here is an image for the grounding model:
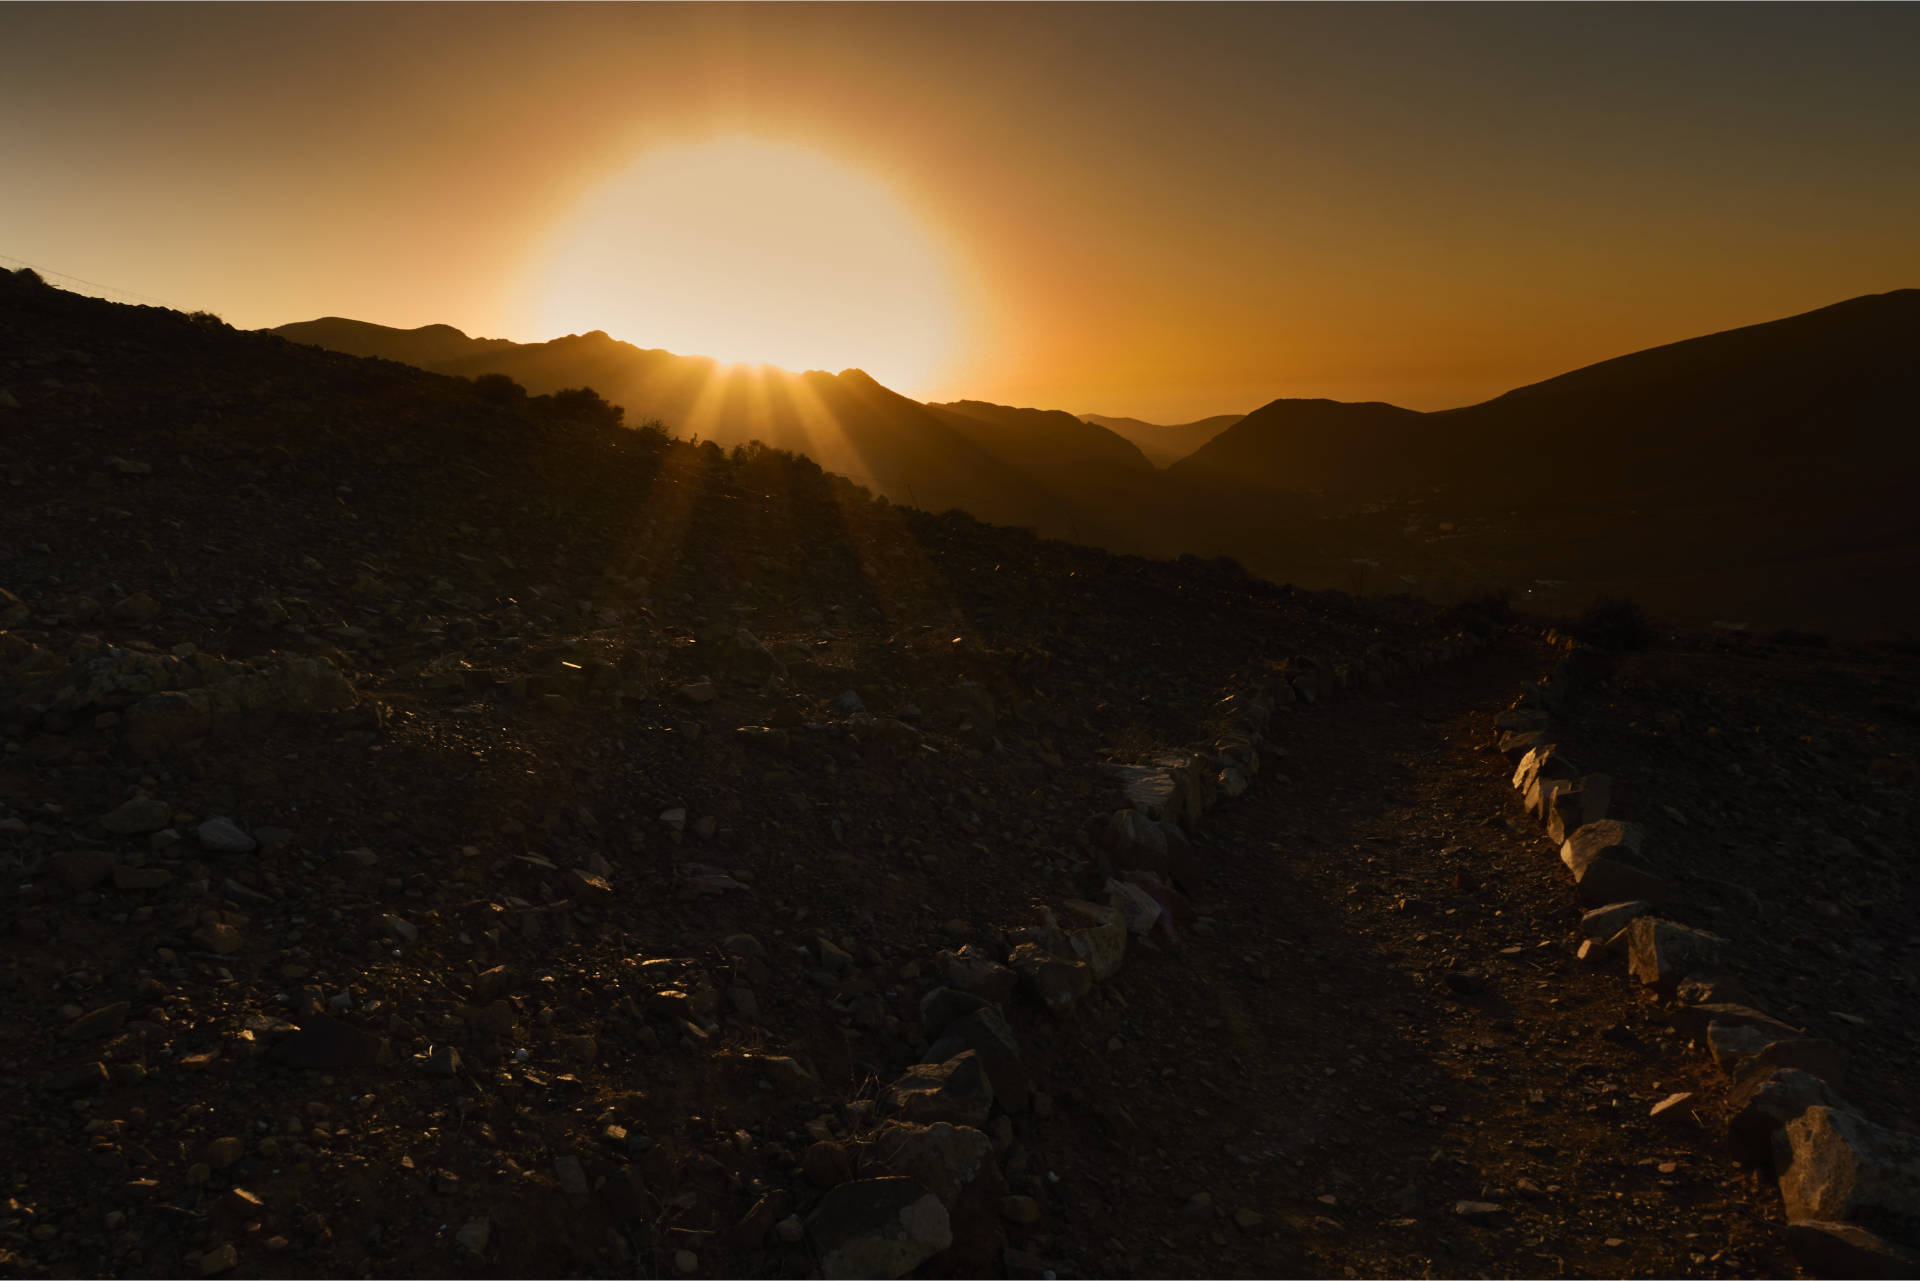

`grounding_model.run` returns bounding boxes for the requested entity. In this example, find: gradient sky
[4,3,1917,420]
